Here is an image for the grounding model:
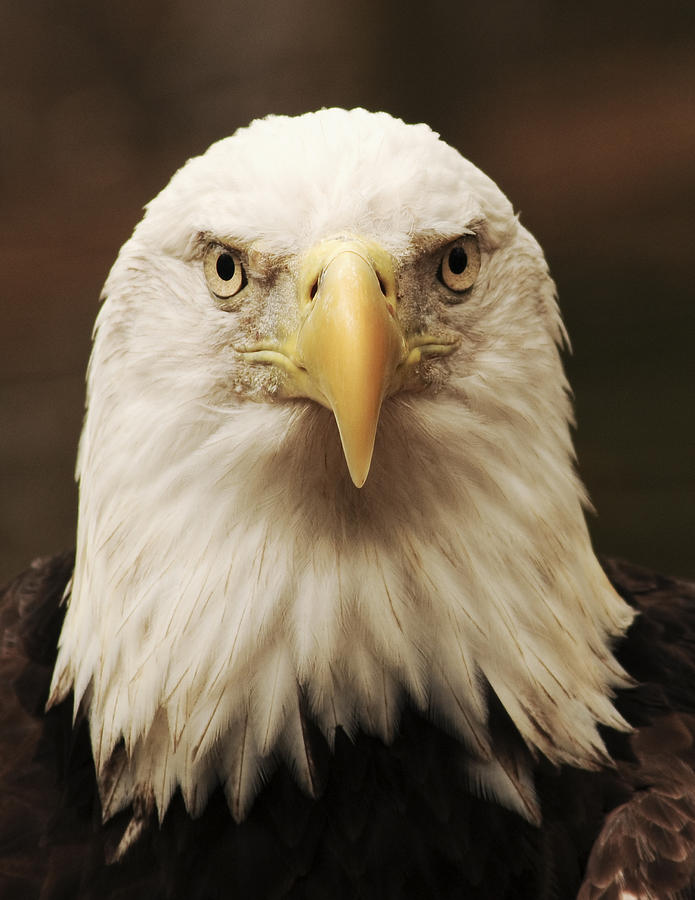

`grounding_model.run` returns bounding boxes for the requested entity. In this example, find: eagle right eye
[204,245,247,299]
